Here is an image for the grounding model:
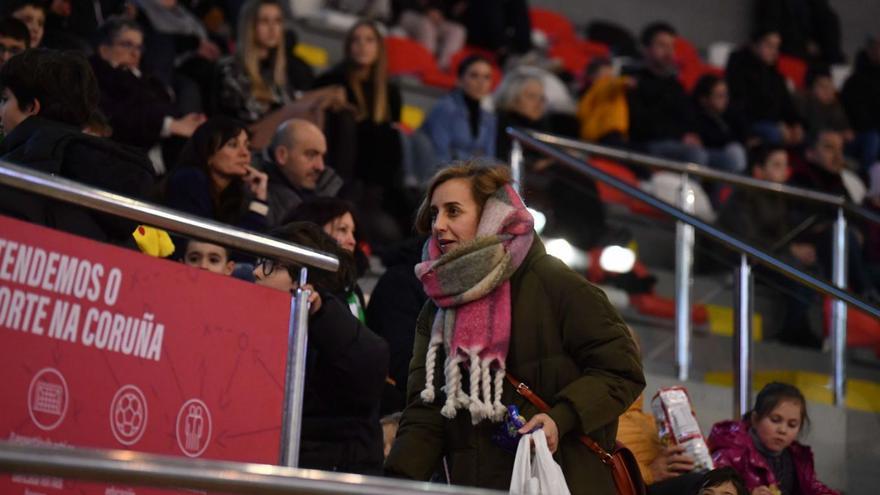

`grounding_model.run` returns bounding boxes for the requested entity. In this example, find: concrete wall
[532,0,880,61]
